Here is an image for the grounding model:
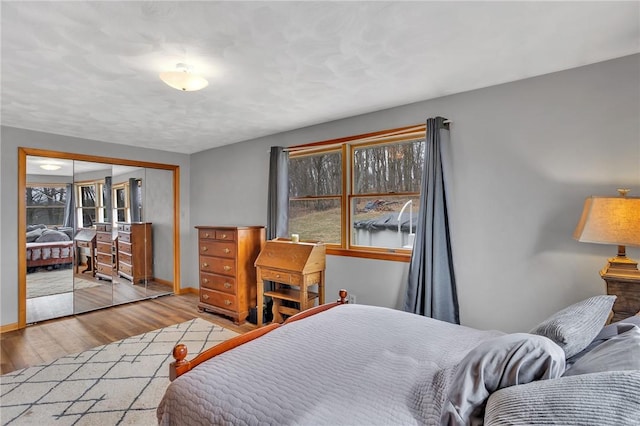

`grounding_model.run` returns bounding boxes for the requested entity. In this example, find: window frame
[112,182,131,223]
[288,124,426,262]
[75,179,105,227]
[25,183,68,227]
